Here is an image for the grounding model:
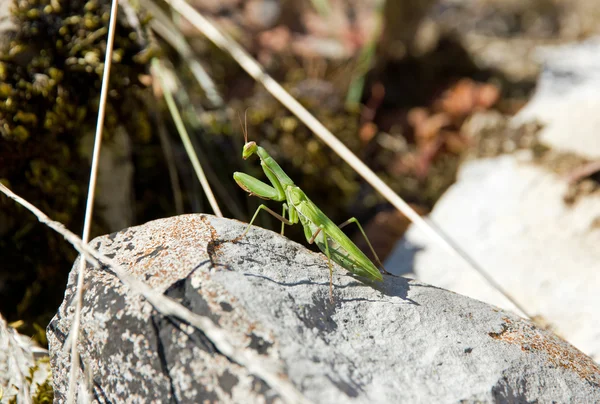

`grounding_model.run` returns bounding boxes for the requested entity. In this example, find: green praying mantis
[233,119,388,301]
